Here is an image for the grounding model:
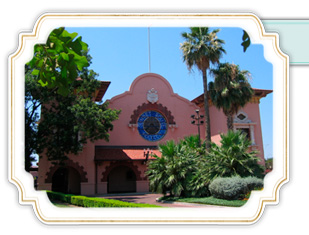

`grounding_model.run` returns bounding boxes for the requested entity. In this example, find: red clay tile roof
[95,148,161,161]
[95,81,111,102]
